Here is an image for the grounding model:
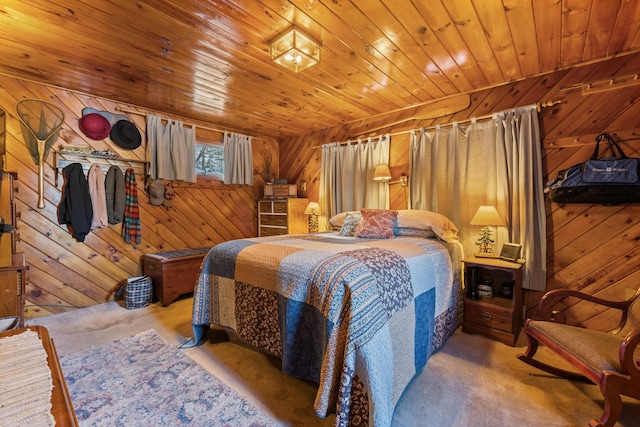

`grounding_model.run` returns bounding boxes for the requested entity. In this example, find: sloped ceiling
[1,0,639,138]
